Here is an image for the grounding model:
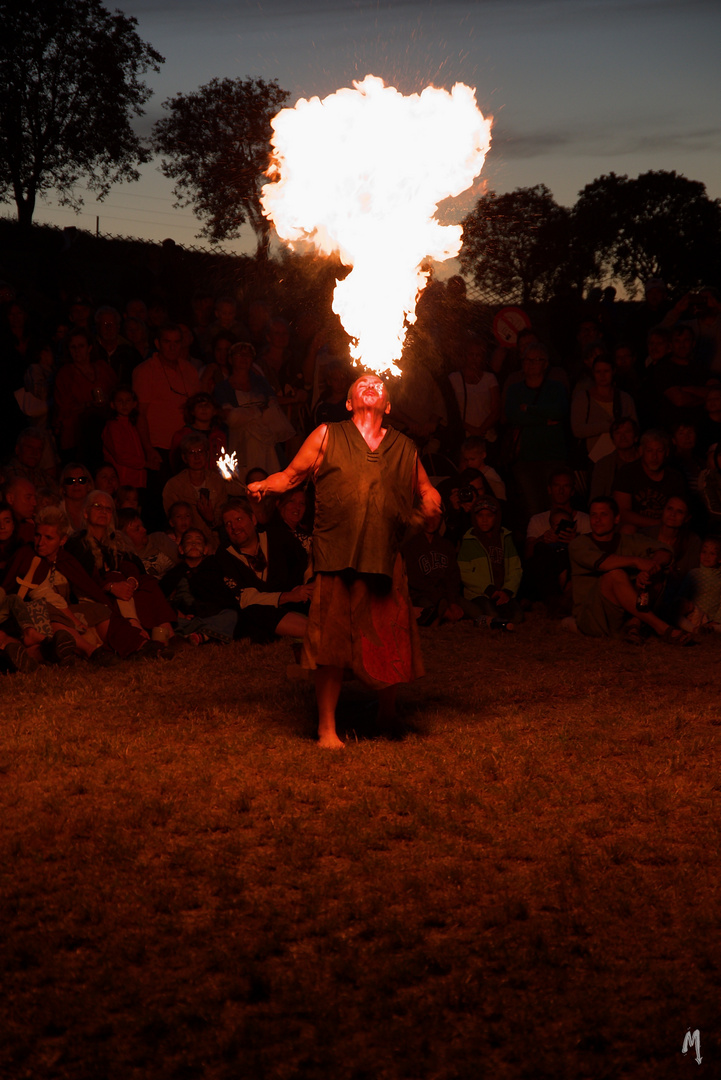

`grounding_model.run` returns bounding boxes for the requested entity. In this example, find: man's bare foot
[318,731,345,749]
[22,627,45,647]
